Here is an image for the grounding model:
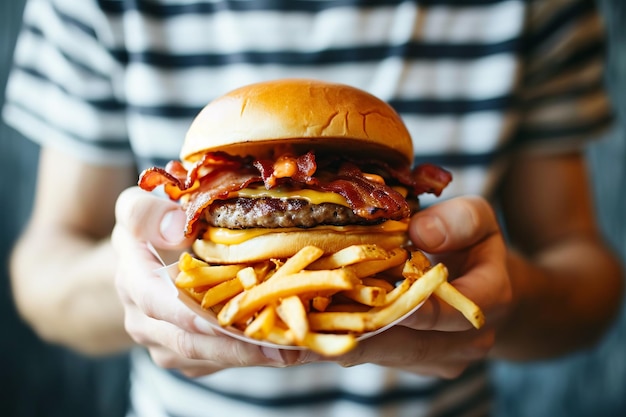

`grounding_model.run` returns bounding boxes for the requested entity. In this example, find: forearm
[493,235,624,360]
[11,224,133,355]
